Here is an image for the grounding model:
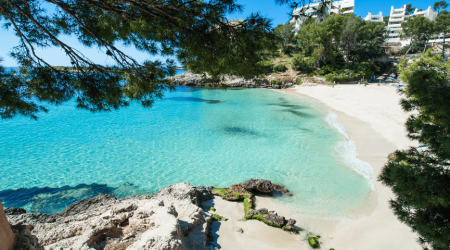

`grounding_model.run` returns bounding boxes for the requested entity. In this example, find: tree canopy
[295,14,385,66]
[401,15,436,55]
[434,1,449,14]
[380,51,450,250]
